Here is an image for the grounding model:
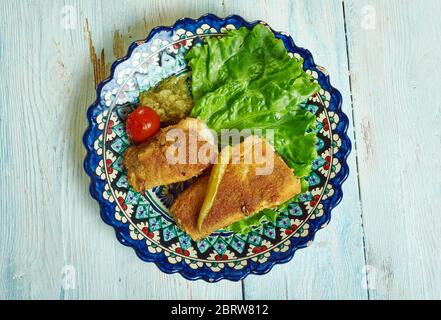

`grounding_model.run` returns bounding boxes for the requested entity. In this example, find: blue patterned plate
[83,14,350,282]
